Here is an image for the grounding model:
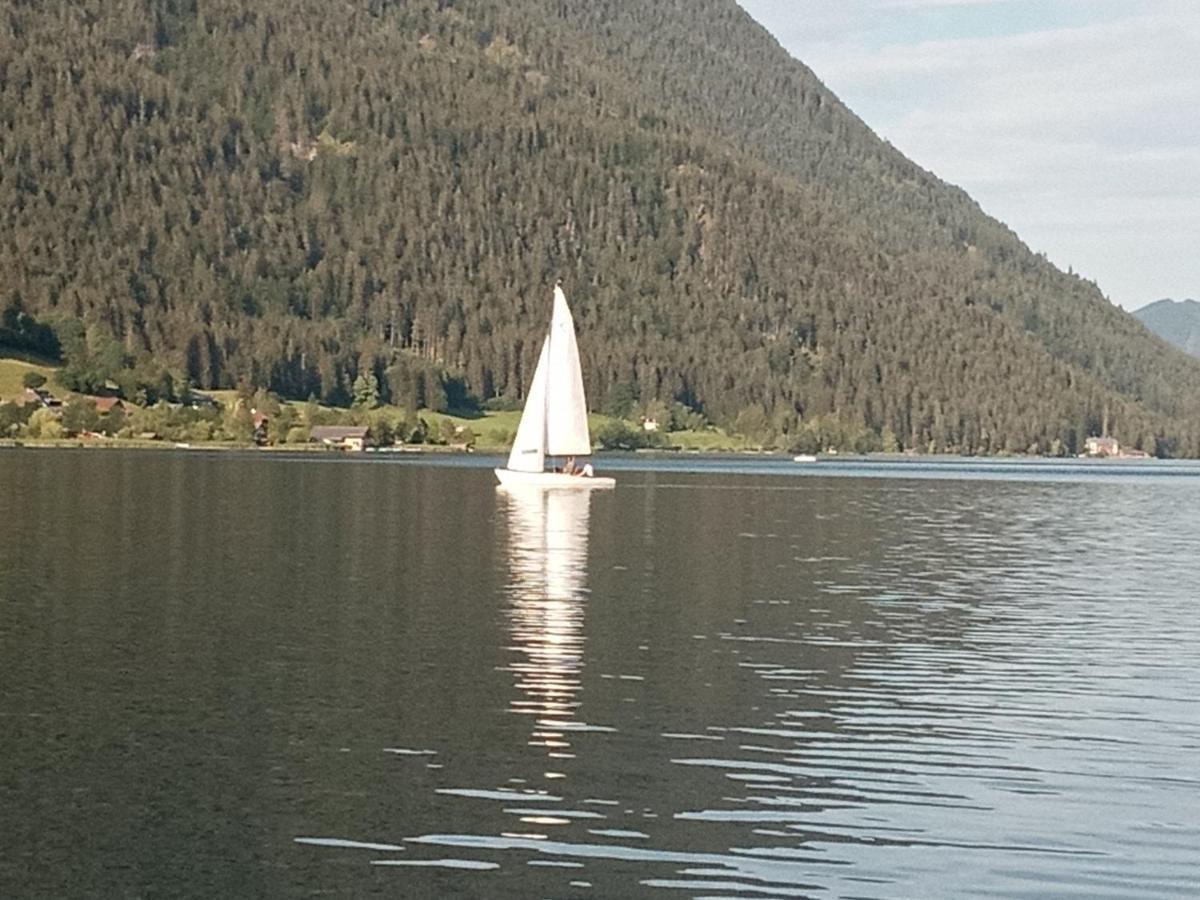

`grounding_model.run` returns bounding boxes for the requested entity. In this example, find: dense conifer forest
[3,0,1200,454]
